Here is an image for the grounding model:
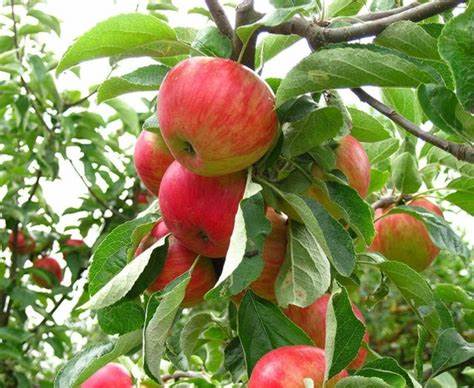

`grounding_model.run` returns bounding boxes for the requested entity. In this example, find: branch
[62,89,97,112]
[352,88,474,163]
[372,195,413,210]
[205,0,234,40]
[232,0,261,68]
[162,371,205,382]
